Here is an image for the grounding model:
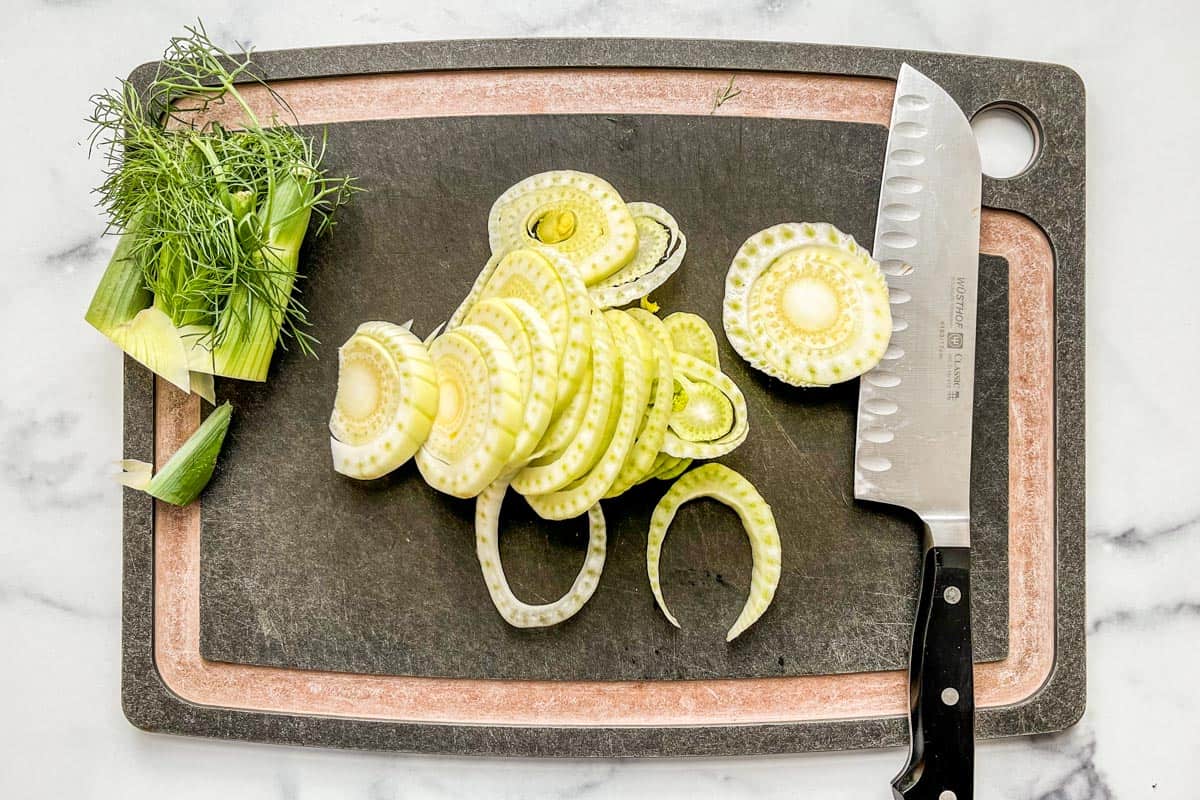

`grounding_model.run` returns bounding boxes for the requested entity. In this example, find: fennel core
[85,23,356,391]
